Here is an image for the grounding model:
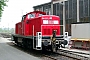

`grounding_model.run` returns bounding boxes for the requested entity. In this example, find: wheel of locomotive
[42,43,47,52]
[22,38,27,49]
[14,37,18,45]
[61,40,68,48]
